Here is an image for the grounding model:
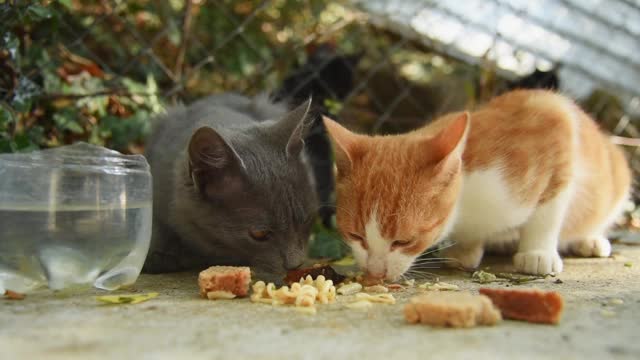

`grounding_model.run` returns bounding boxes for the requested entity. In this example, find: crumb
[345,300,373,311]
[206,291,236,300]
[609,298,624,305]
[4,290,25,300]
[354,292,395,304]
[624,262,632,268]
[554,279,564,284]
[386,284,405,292]
[601,309,616,317]
[337,282,362,295]
[479,288,564,324]
[403,279,415,287]
[364,285,389,293]
[472,270,497,284]
[418,282,459,291]
[404,292,501,328]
